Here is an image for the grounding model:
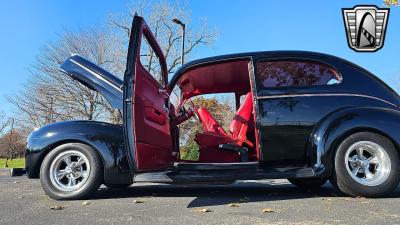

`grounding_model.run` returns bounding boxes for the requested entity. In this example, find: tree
[384,0,399,6]
[0,130,25,160]
[9,28,124,132]
[0,111,8,135]
[109,1,217,77]
[9,1,217,134]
